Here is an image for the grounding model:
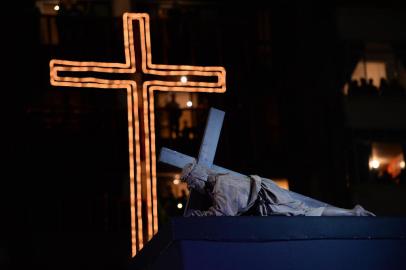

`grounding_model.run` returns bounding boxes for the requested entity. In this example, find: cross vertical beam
[197,108,225,168]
